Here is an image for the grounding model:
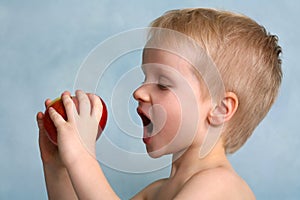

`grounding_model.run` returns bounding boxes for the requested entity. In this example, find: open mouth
[137,108,153,138]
